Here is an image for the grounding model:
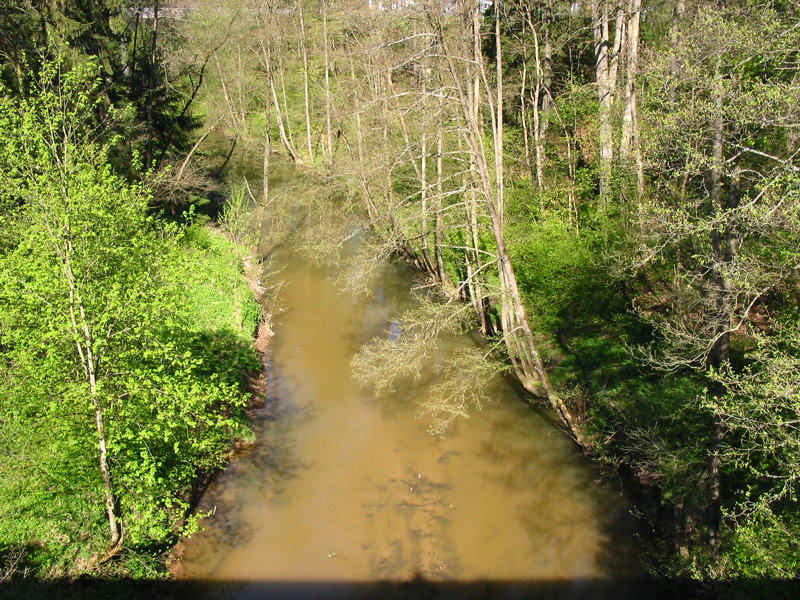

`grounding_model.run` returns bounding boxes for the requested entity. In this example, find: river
[173,229,654,599]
